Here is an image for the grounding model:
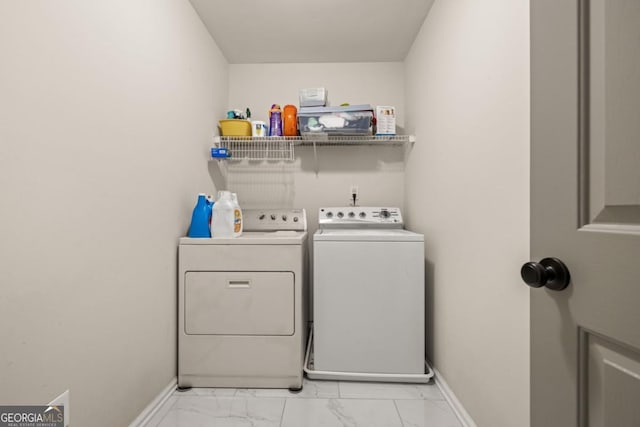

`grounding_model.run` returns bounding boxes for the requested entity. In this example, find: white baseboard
[432,367,477,427]
[129,378,177,427]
